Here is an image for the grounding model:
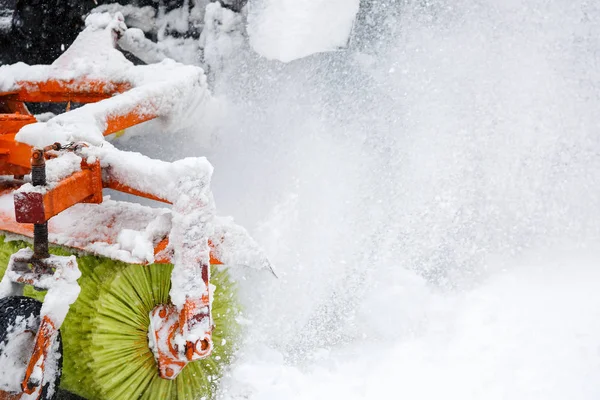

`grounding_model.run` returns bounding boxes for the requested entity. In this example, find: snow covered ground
[124,0,600,398]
